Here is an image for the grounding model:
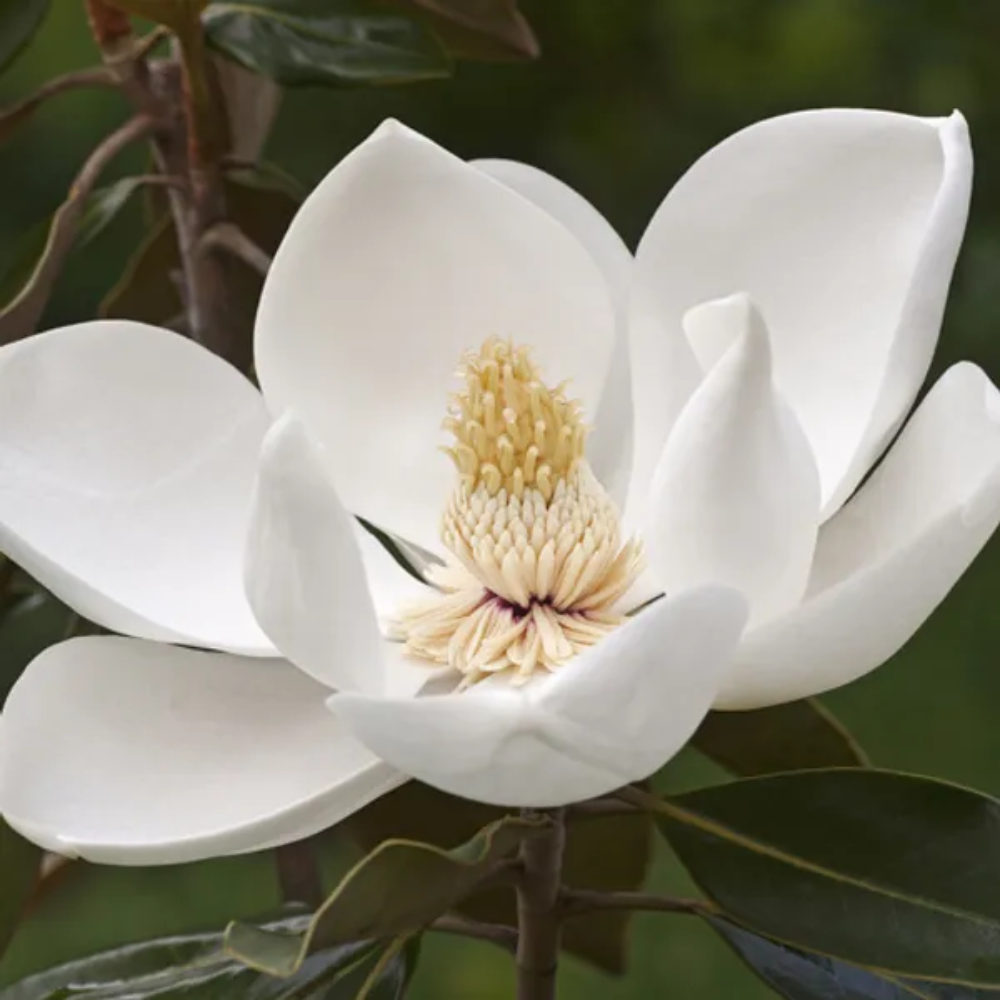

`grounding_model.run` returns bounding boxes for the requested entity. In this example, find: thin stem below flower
[515,808,565,1000]
[274,838,325,909]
